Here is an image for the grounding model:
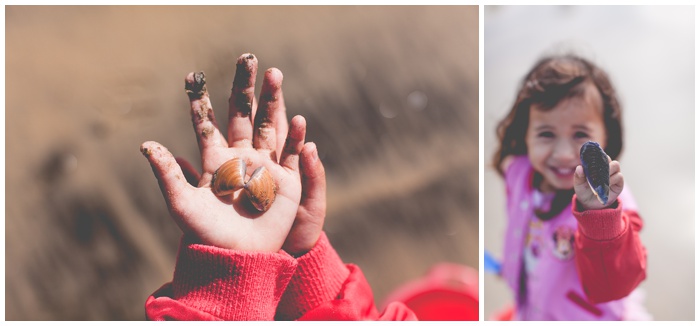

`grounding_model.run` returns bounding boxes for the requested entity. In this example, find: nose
[552,139,577,163]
